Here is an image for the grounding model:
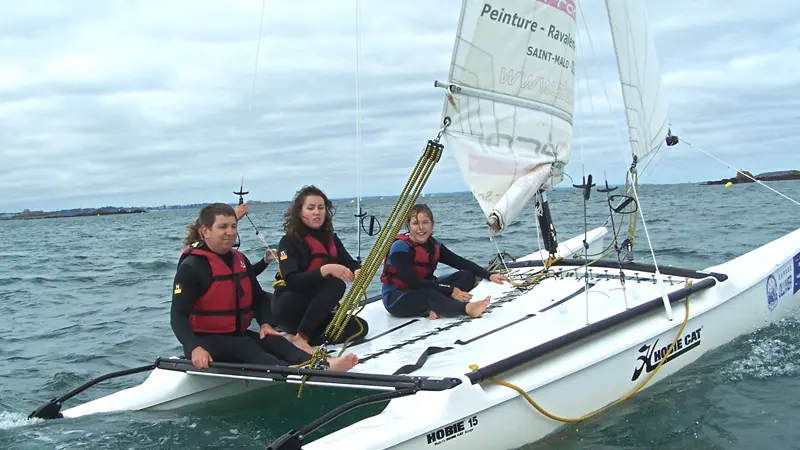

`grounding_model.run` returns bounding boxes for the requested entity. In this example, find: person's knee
[323,277,347,296]
[455,269,477,290]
